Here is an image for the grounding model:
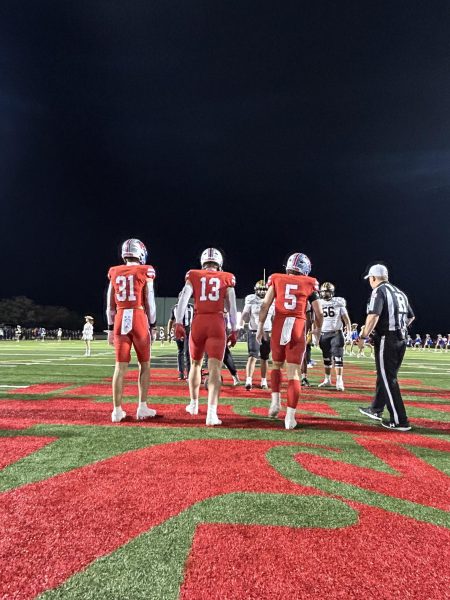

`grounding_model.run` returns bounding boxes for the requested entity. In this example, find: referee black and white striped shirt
[171,303,194,328]
[367,282,414,335]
